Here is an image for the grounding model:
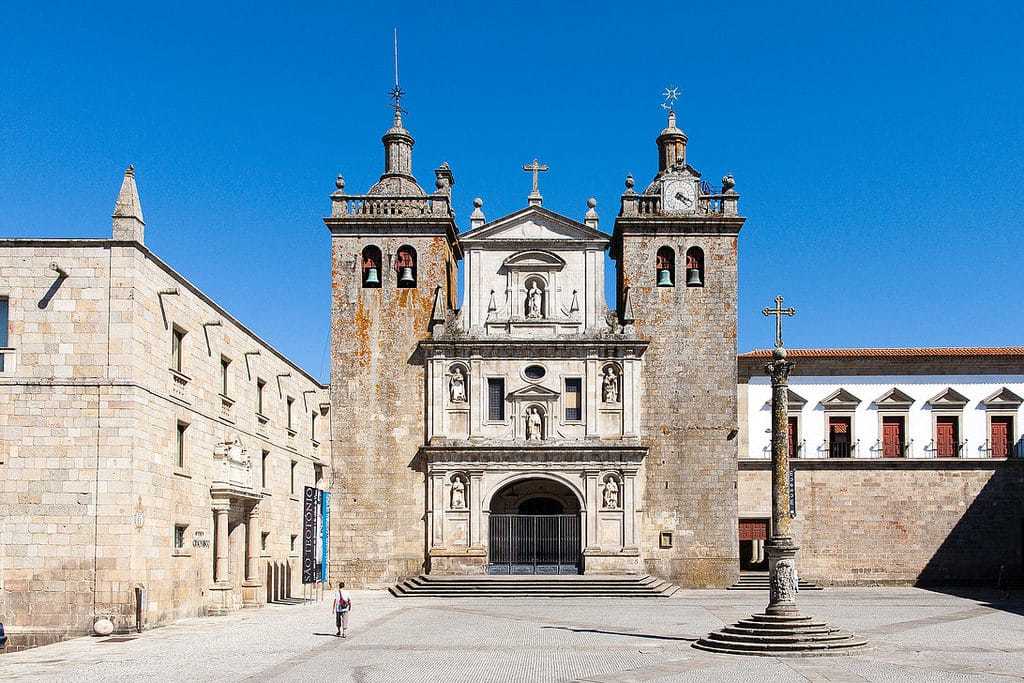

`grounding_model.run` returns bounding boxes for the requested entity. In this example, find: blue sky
[2,2,1022,381]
